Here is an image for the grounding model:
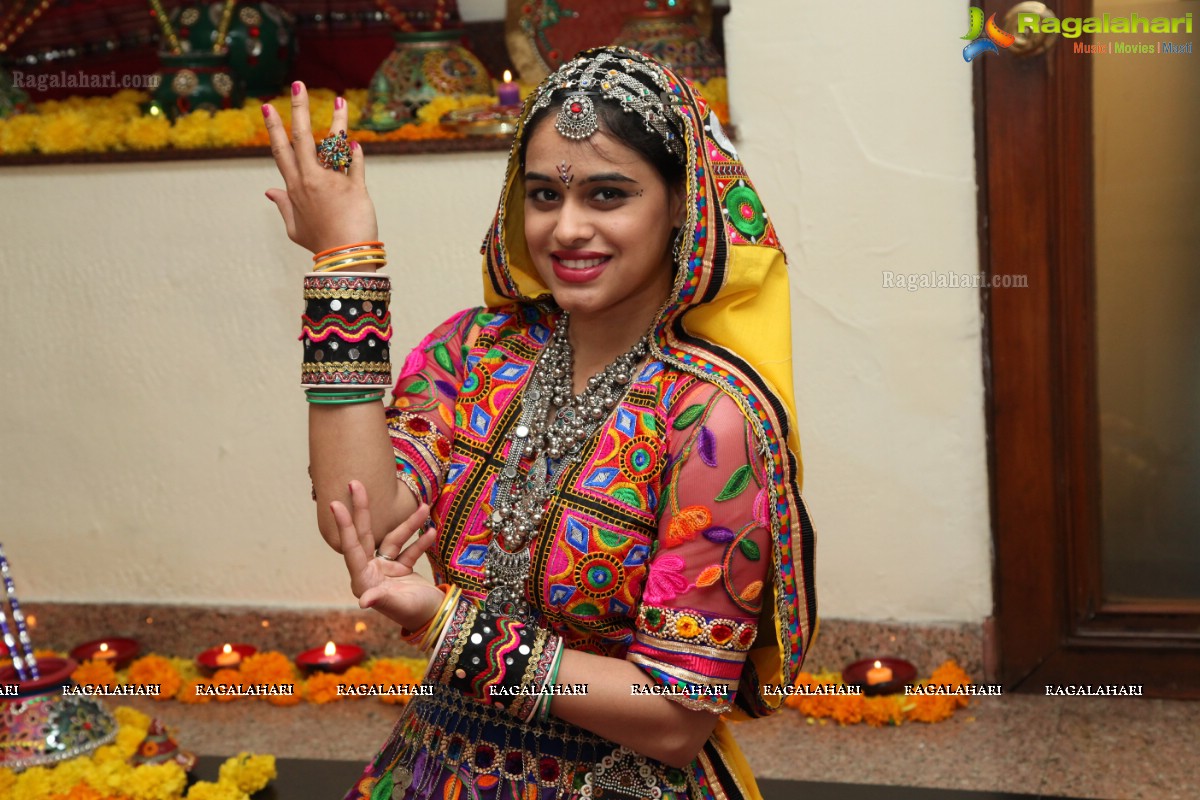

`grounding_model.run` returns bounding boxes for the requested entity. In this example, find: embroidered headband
[528,47,686,159]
